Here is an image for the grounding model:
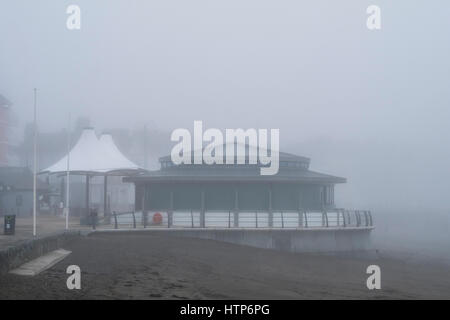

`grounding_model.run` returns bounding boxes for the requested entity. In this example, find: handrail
[97,209,373,230]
